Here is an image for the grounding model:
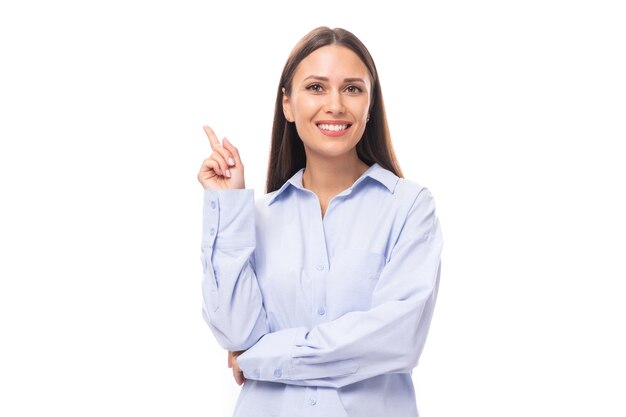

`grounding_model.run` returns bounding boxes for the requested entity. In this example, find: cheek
[293,96,319,118]
[361,98,371,118]
[350,97,370,119]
